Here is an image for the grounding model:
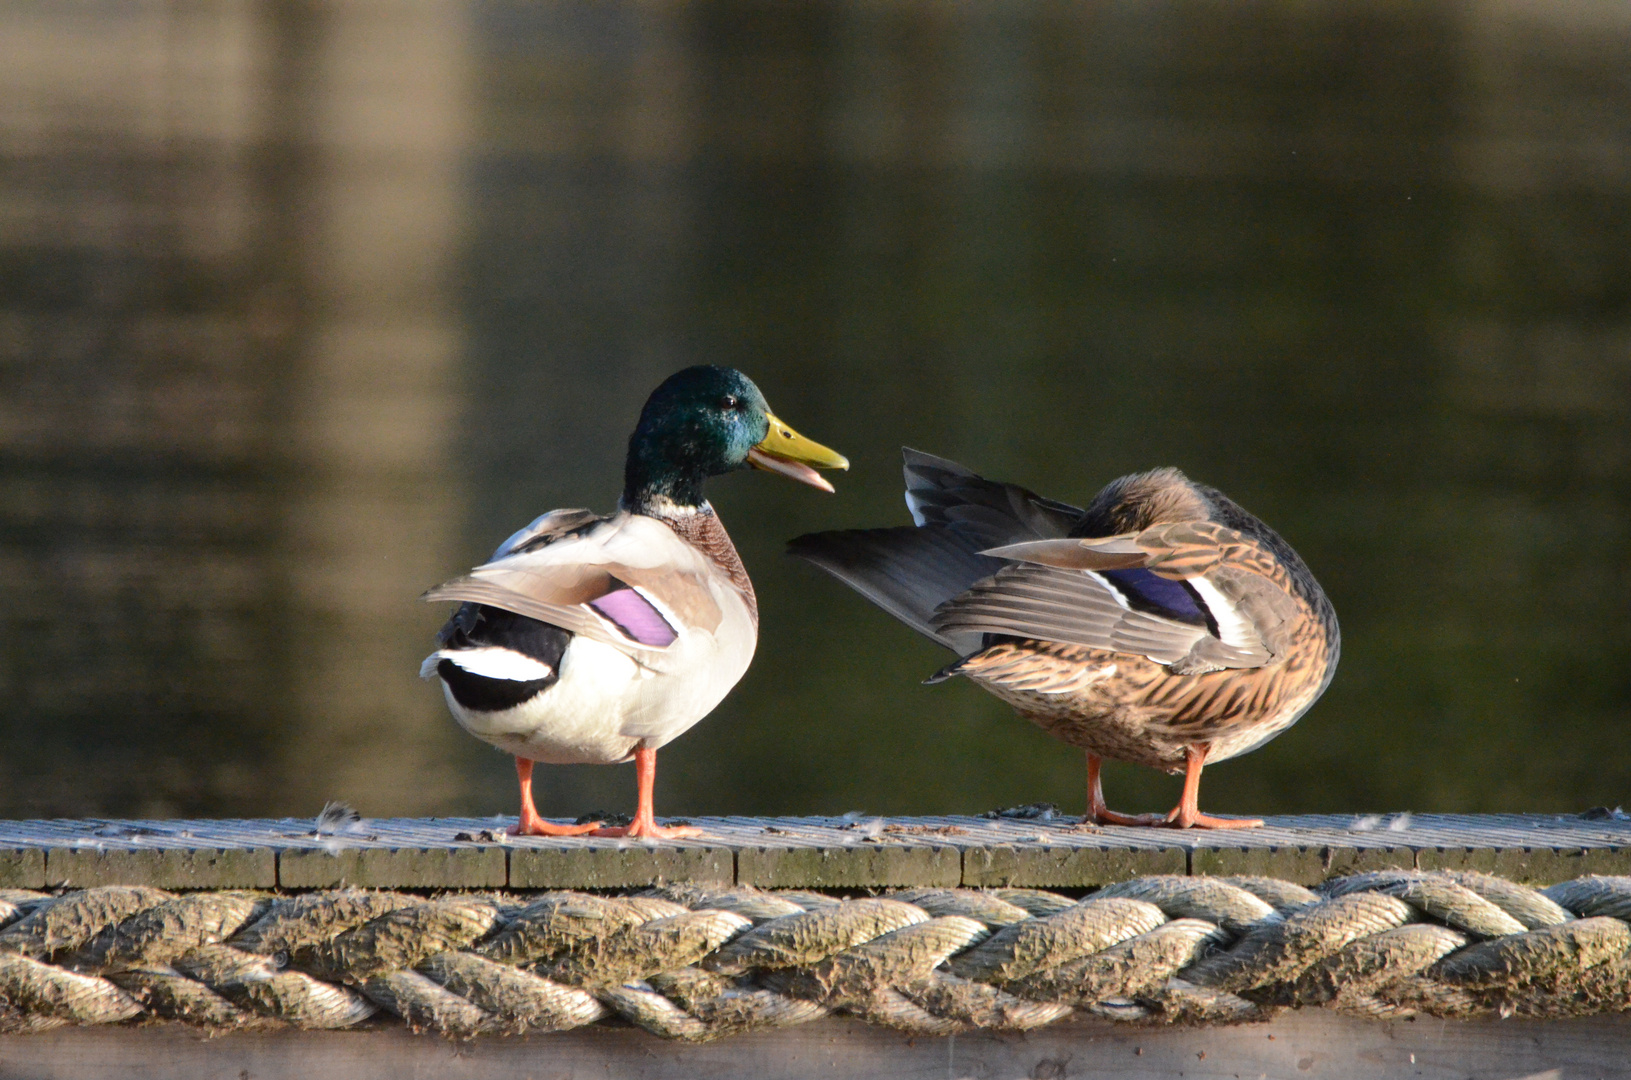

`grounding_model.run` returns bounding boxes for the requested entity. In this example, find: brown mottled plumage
[789,450,1339,829]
